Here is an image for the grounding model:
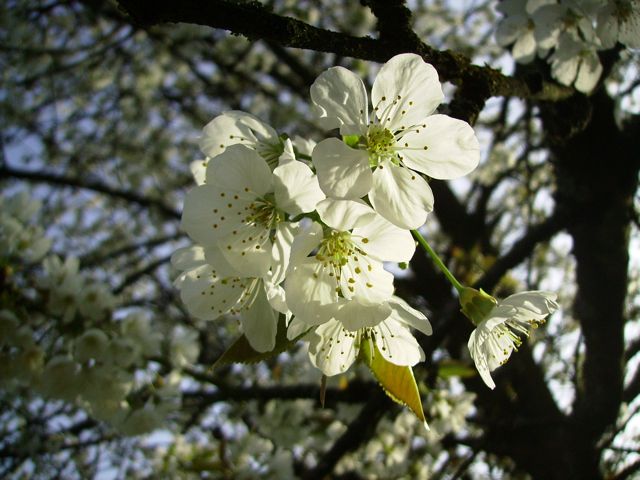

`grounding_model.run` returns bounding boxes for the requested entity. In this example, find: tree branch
[114,0,573,102]
[0,164,180,219]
